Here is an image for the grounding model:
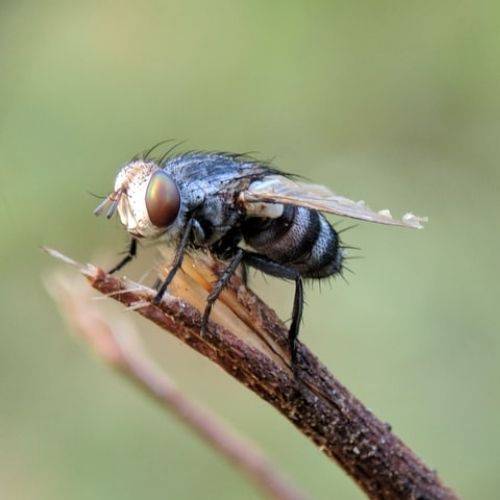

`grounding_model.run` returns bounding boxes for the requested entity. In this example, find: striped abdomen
[242,205,343,279]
